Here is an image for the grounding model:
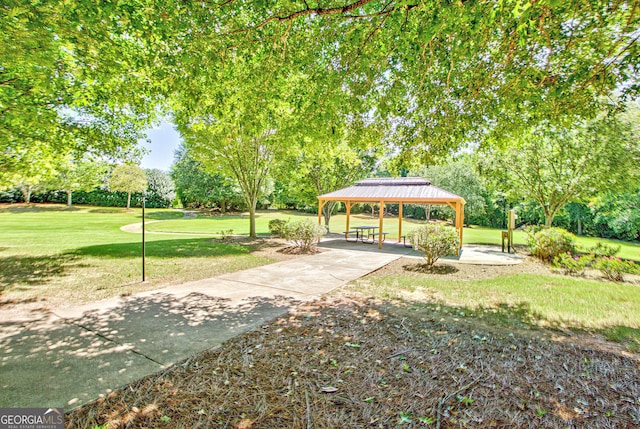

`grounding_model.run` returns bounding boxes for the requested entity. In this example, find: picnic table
[344,226,388,244]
